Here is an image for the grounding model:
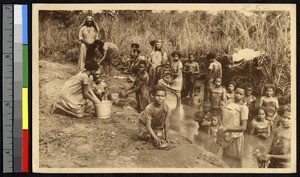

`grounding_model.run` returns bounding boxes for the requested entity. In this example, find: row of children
[196,77,281,141]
